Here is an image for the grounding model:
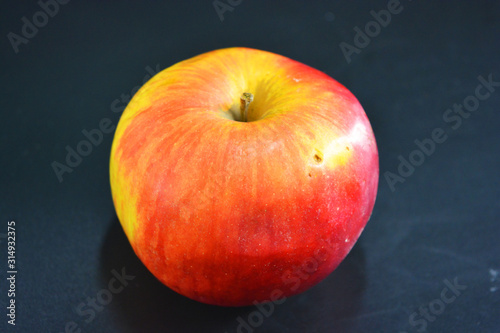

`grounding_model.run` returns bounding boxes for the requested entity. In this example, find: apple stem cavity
[240,92,254,122]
